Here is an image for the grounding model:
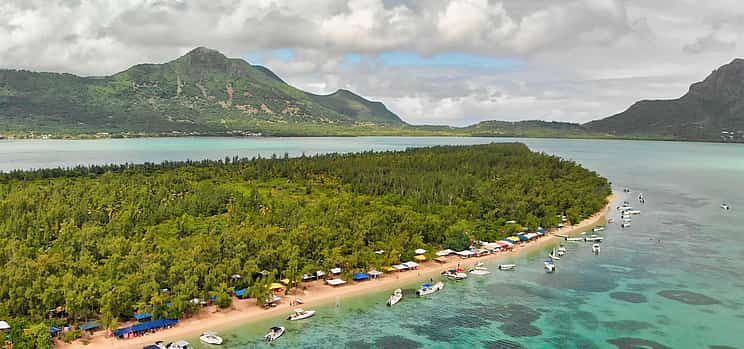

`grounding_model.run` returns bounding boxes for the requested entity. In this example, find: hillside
[586,59,744,142]
[464,120,595,138]
[0,47,404,136]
